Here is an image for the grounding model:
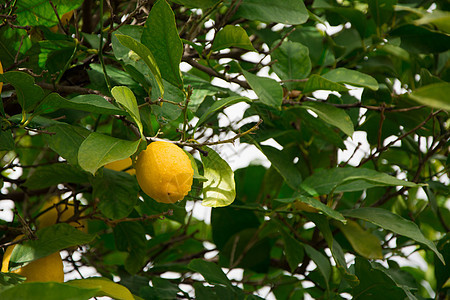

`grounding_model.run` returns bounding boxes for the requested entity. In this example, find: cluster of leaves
[1,0,449,299]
